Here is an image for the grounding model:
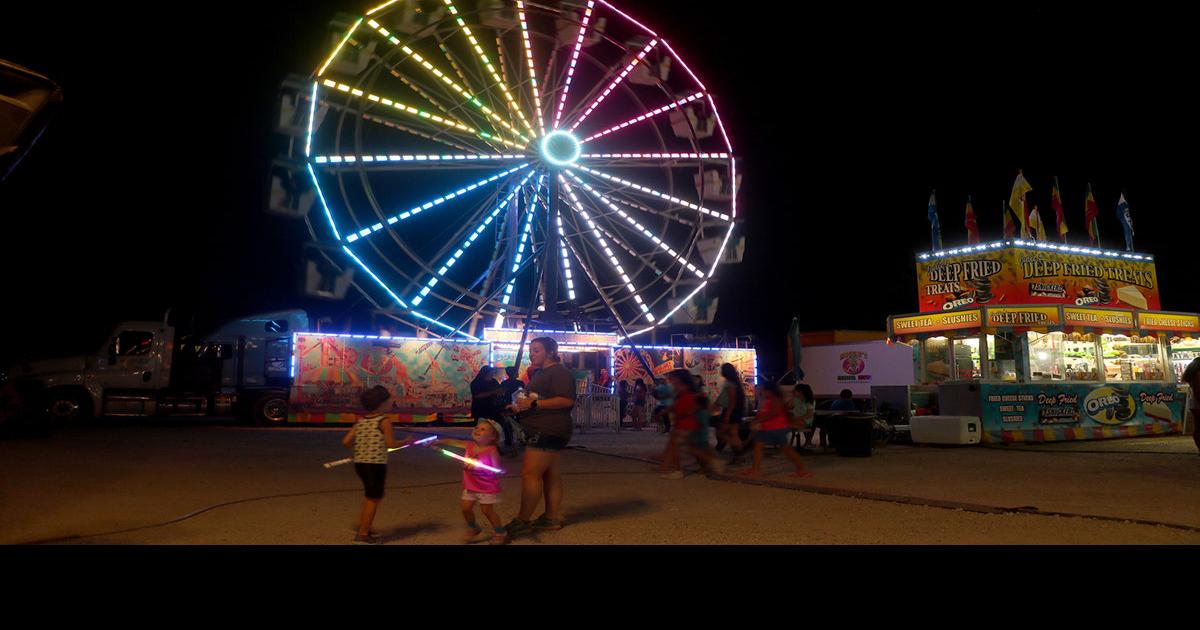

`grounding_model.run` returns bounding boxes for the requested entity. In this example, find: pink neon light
[579,92,706,143]
[440,448,504,474]
[730,157,738,217]
[660,39,706,92]
[553,0,595,130]
[569,39,657,132]
[579,152,730,159]
[597,0,657,37]
[707,94,734,153]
